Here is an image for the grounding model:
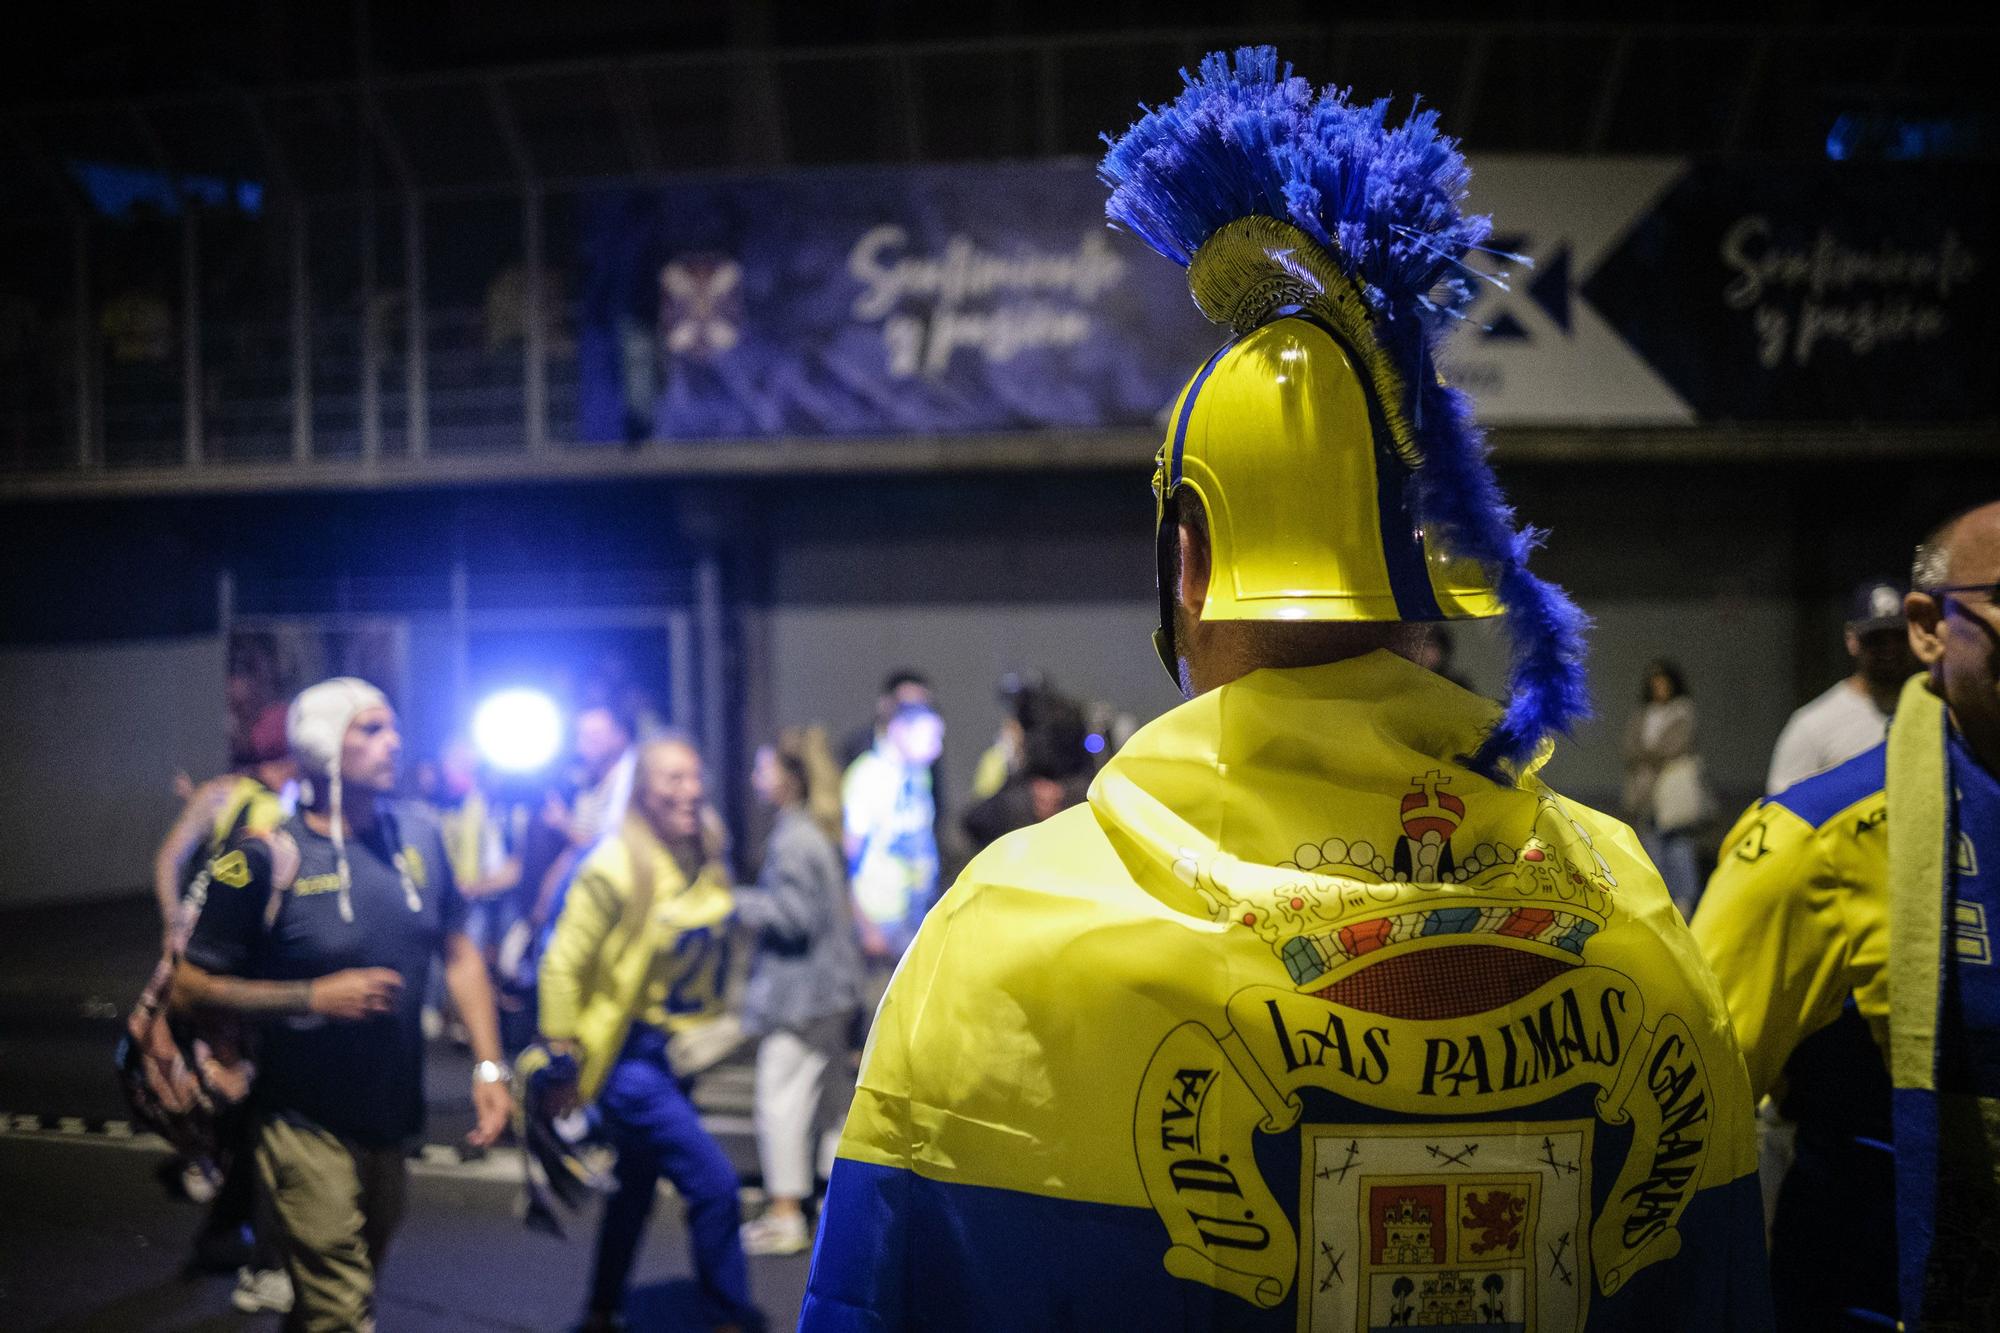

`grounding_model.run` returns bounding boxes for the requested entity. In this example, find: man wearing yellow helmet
[800,48,1769,1332]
